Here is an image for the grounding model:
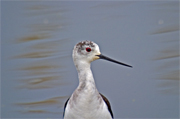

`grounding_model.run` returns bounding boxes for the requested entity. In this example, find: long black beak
[96,54,132,68]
